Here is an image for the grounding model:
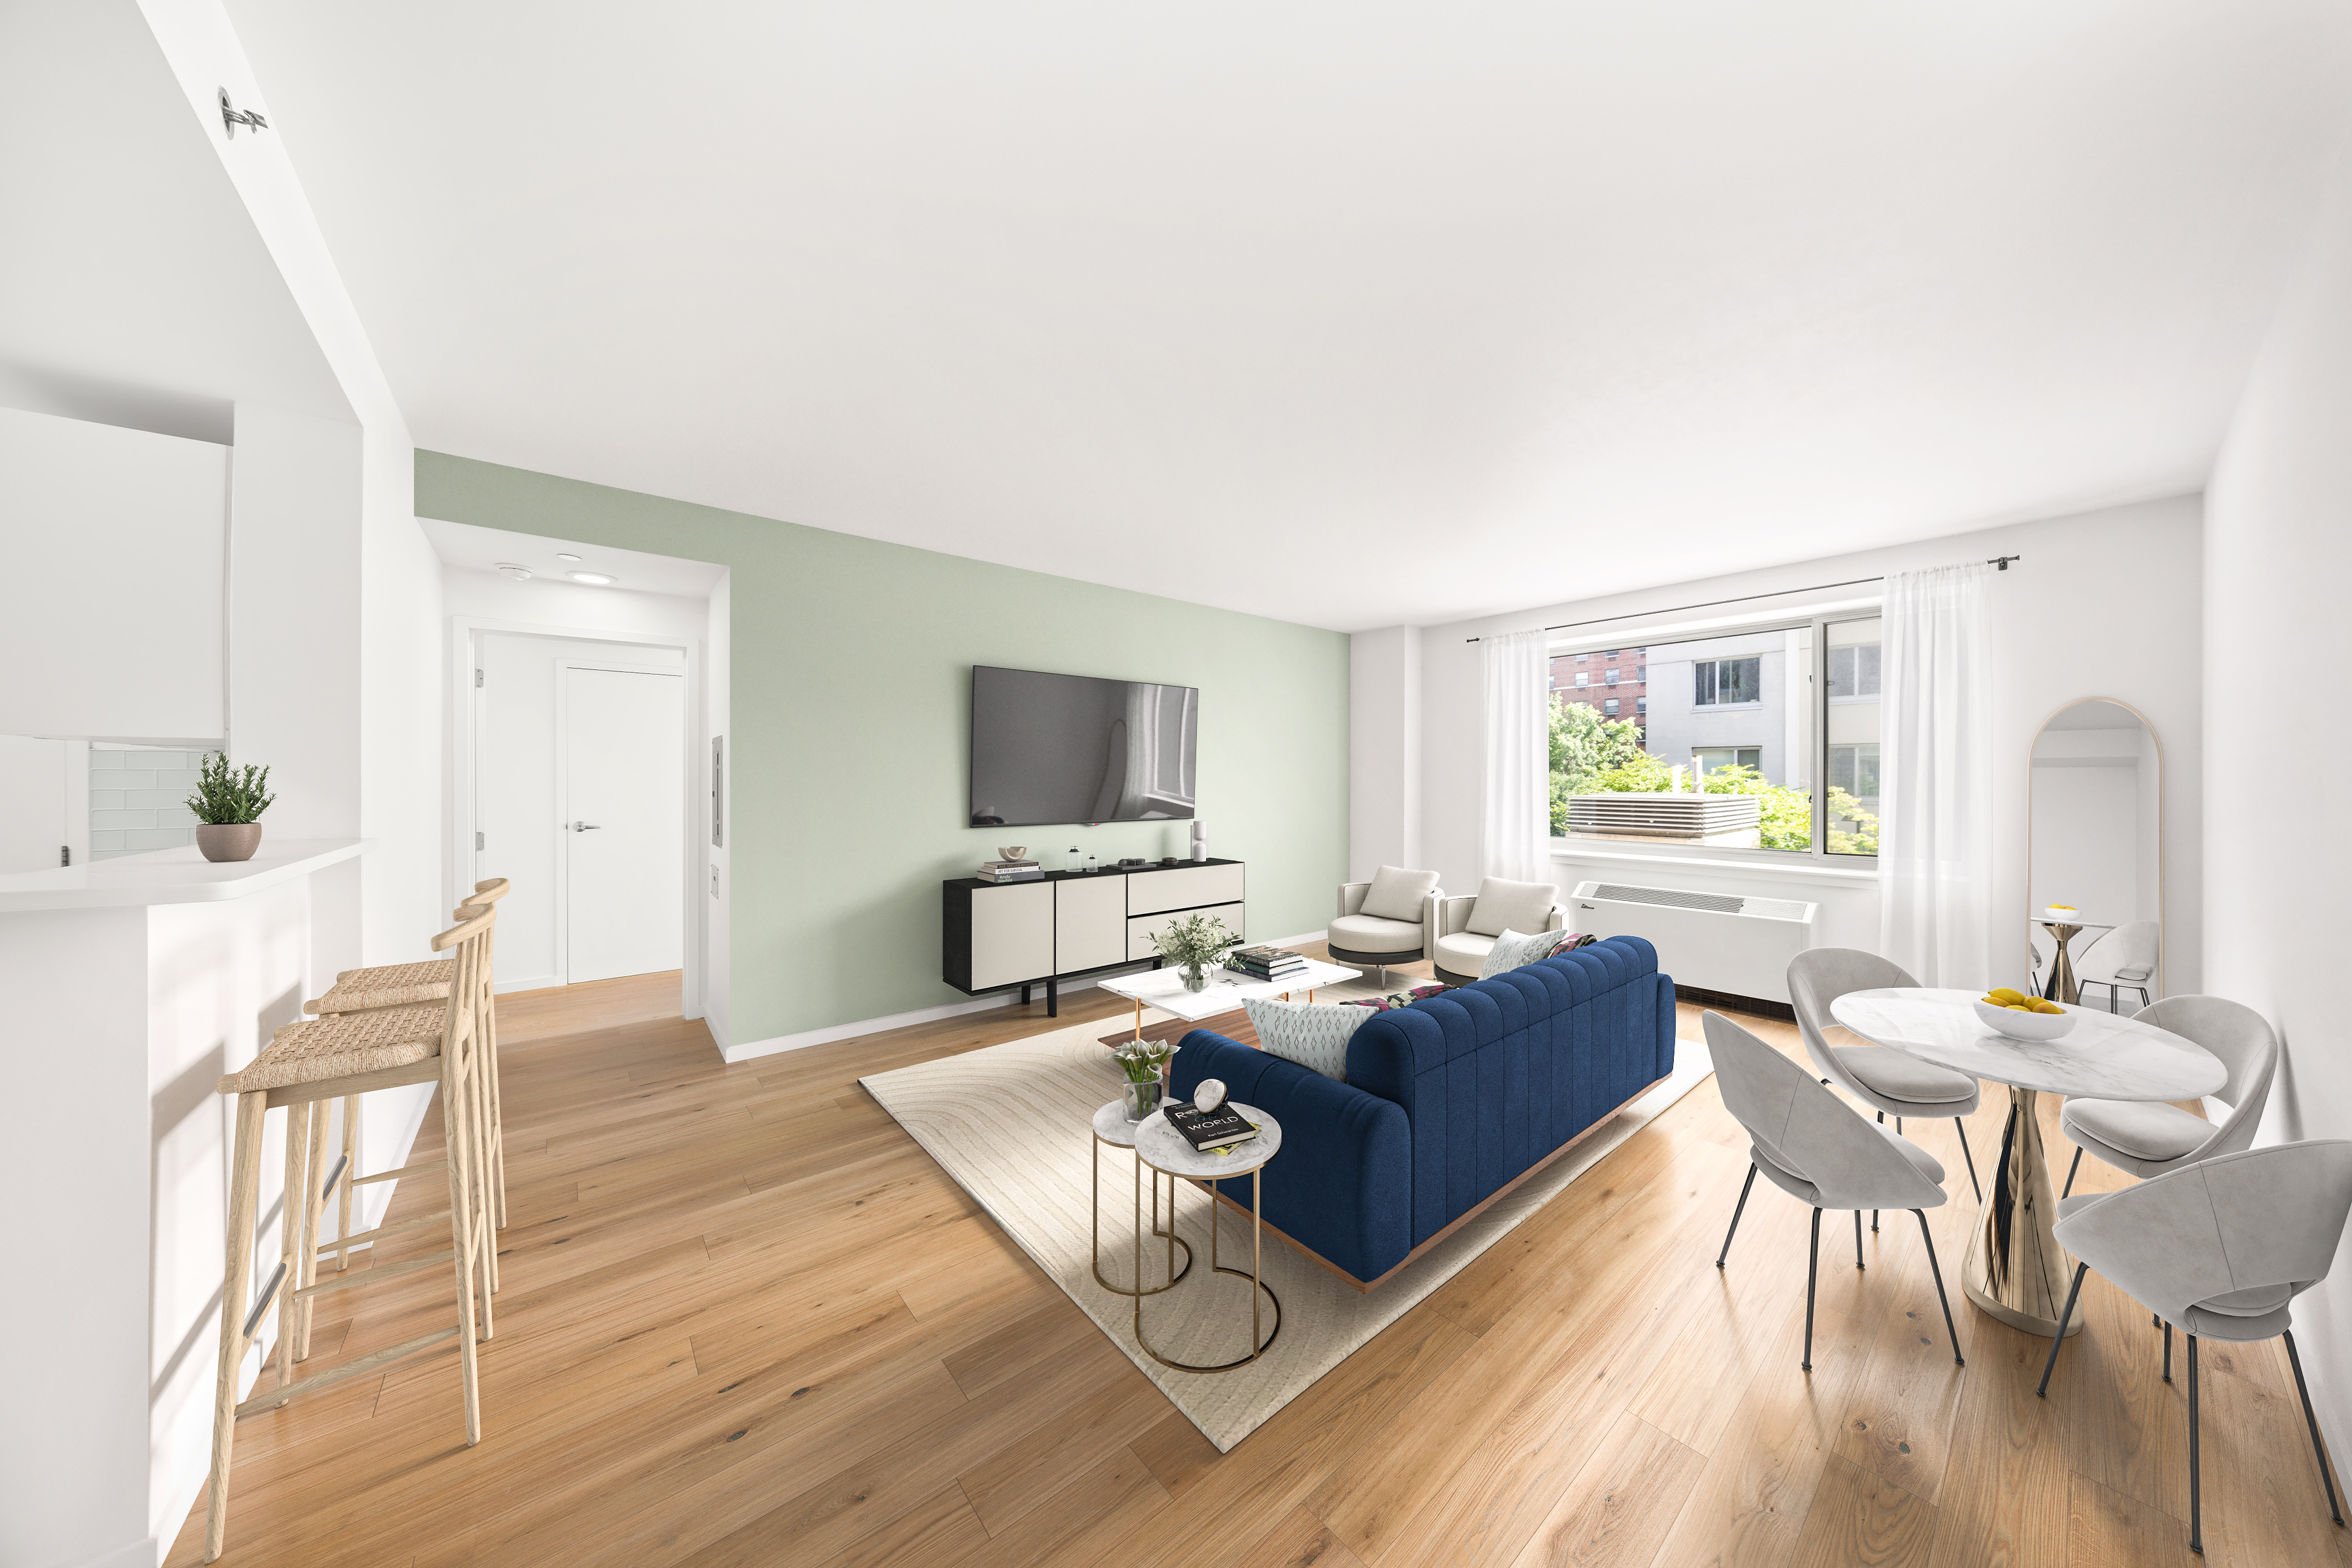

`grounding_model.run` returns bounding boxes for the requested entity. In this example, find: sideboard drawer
[1126,862,1245,917]
[1128,901,1246,962]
